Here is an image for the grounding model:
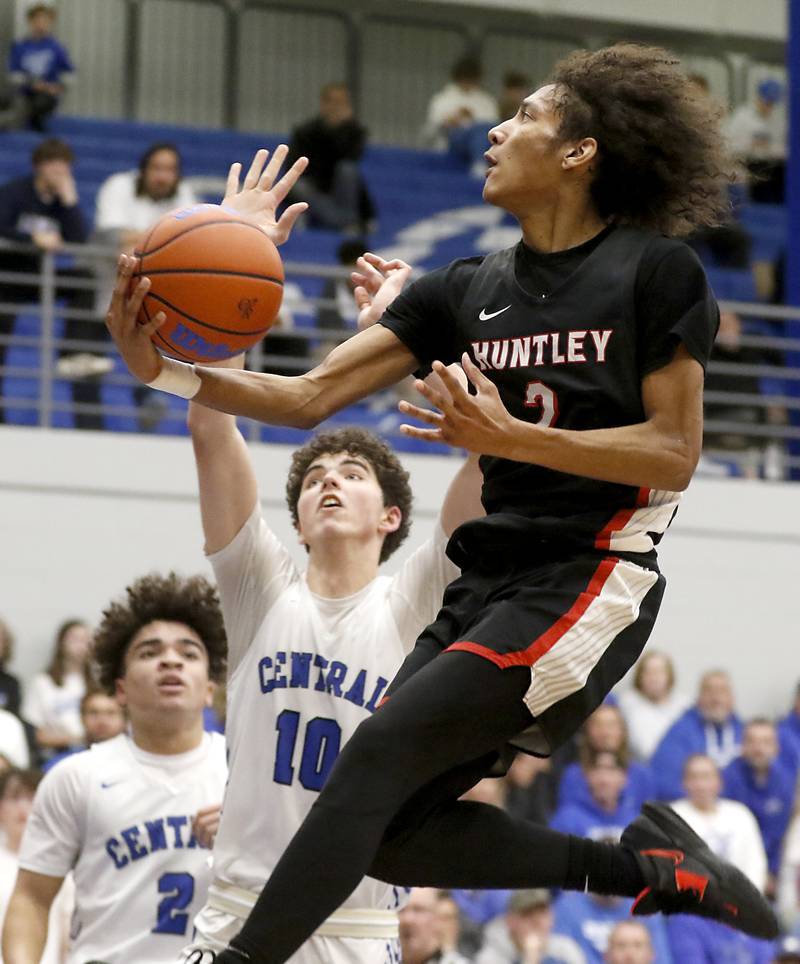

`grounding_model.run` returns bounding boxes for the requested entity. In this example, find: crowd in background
[1,609,800,963]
